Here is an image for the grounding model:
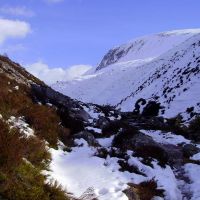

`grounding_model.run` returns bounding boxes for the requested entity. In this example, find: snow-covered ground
[48,129,200,200]
[7,116,35,138]
[49,139,129,200]
[52,29,200,120]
